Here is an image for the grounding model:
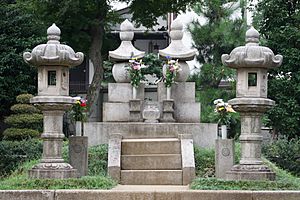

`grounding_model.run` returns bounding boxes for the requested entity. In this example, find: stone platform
[84,122,218,148]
